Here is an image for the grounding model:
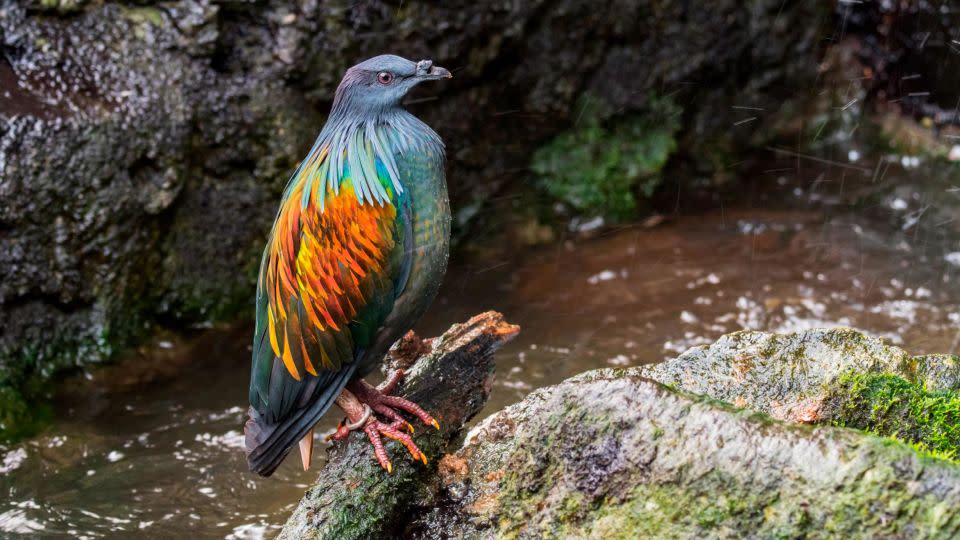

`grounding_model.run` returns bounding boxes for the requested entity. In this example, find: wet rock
[636,328,960,460]
[278,312,519,540]
[636,328,960,423]
[412,368,960,538]
[635,327,916,423]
